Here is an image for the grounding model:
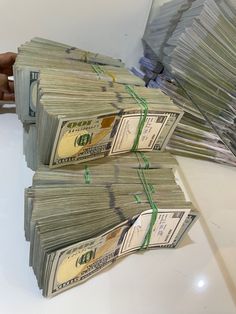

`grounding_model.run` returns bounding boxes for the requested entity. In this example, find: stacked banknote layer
[22,69,181,169]
[15,38,199,298]
[143,0,192,61]
[163,0,236,157]
[14,38,183,169]
[140,0,236,165]
[23,120,181,170]
[14,38,144,123]
[132,67,236,166]
[25,152,198,297]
